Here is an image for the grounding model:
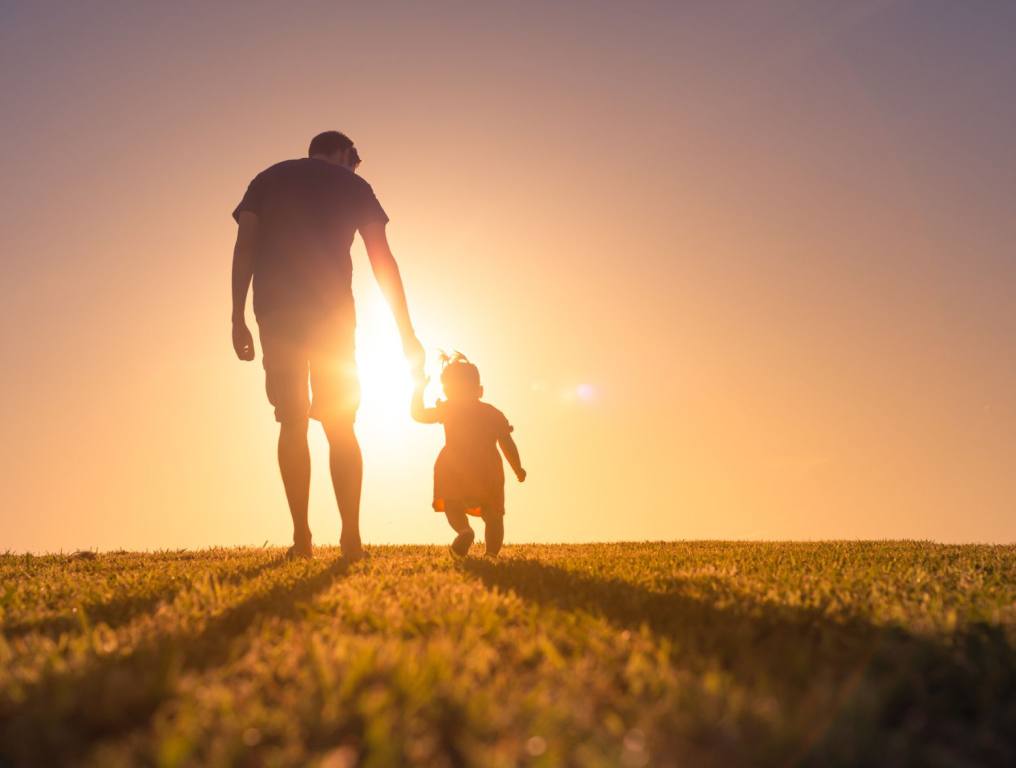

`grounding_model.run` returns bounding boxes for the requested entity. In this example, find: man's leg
[278,418,312,552]
[259,318,313,555]
[322,420,363,557]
